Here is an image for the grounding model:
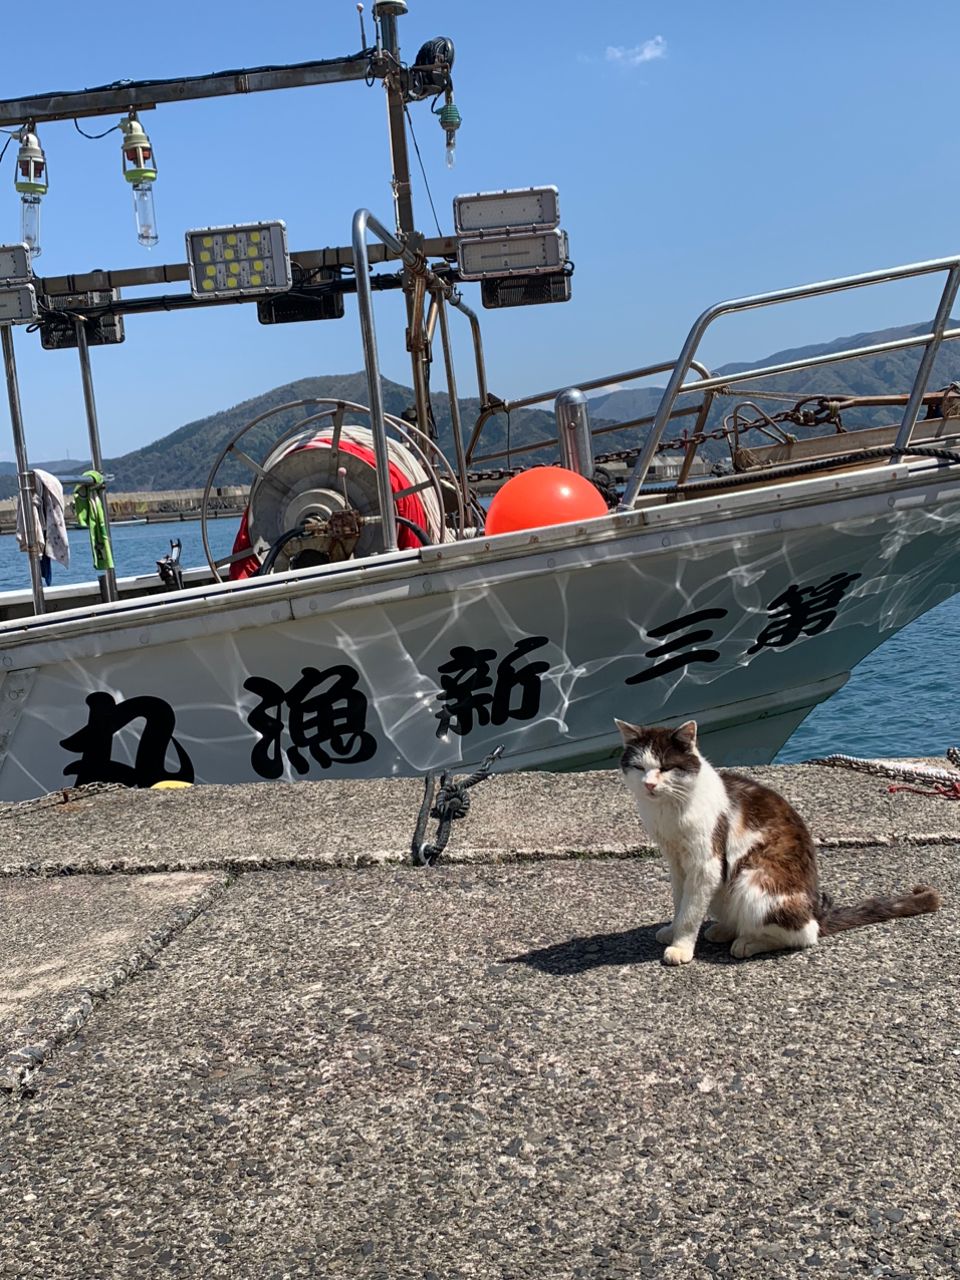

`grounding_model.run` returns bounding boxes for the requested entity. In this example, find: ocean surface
[1,519,958,763]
